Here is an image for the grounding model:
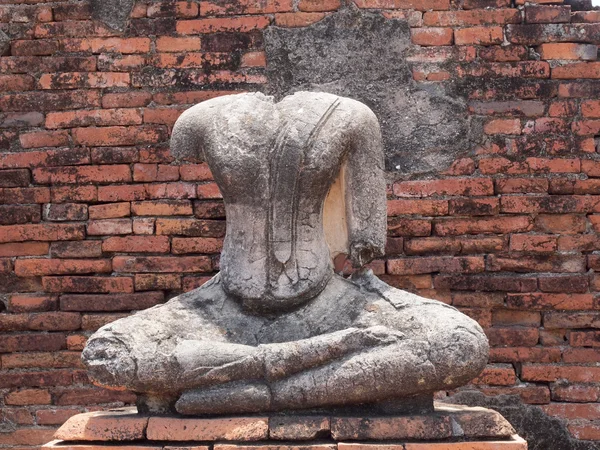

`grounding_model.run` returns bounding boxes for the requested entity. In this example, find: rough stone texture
[81,92,488,415]
[90,0,135,32]
[54,409,147,441]
[264,9,483,175]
